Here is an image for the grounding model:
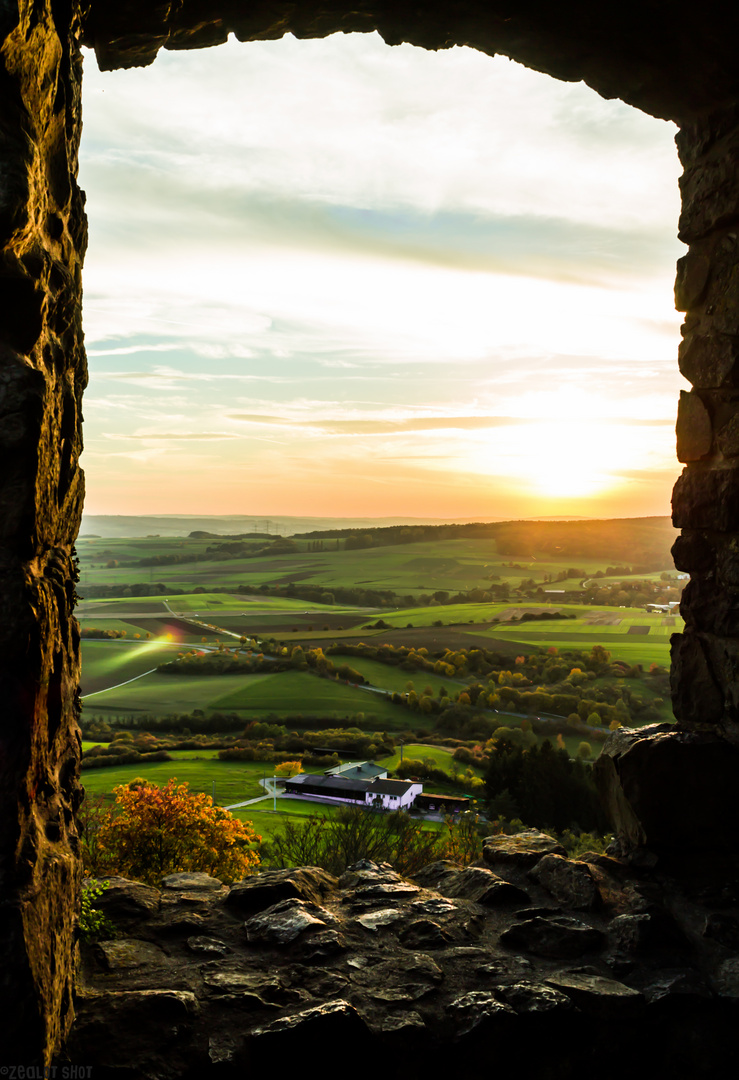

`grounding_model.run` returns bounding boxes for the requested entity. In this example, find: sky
[79,31,686,522]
